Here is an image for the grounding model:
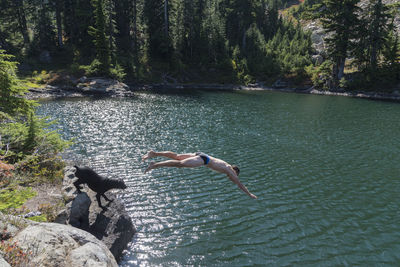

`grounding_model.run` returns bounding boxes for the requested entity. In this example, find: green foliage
[24,112,38,152]
[109,64,127,81]
[0,187,36,212]
[343,66,400,91]
[1,0,399,88]
[30,70,52,85]
[231,46,253,84]
[144,0,173,61]
[352,0,392,70]
[0,115,71,164]
[0,51,36,117]
[81,60,127,81]
[0,50,70,188]
[89,0,111,75]
[28,214,47,222]
[305,60,332,89]
[18,154,66,184]
[309,0,360,84]
[265,21,313,81]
